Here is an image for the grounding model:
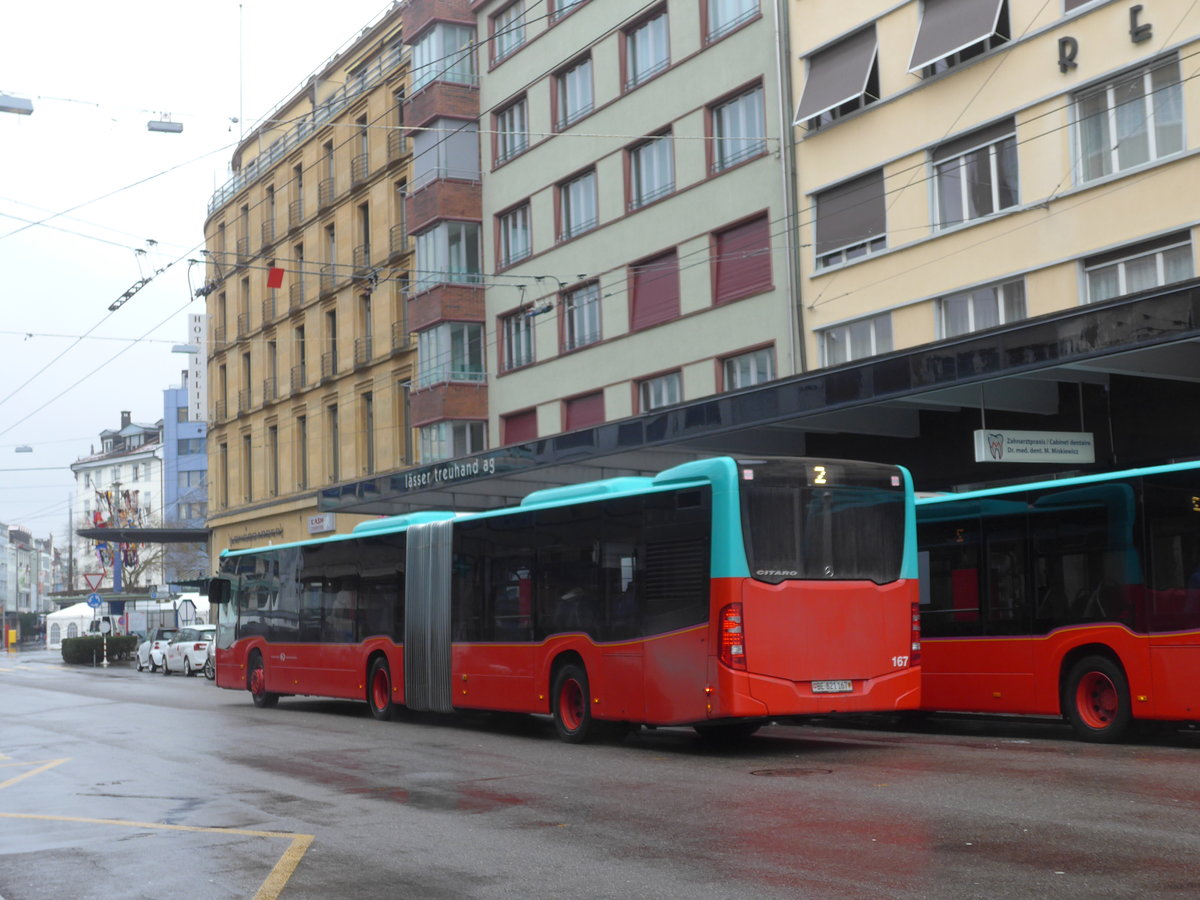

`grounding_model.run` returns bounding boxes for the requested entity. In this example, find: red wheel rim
[372,667,390,710]
[558,678,584,731]
[250,666,265,697]
[1075,671,1118,729]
